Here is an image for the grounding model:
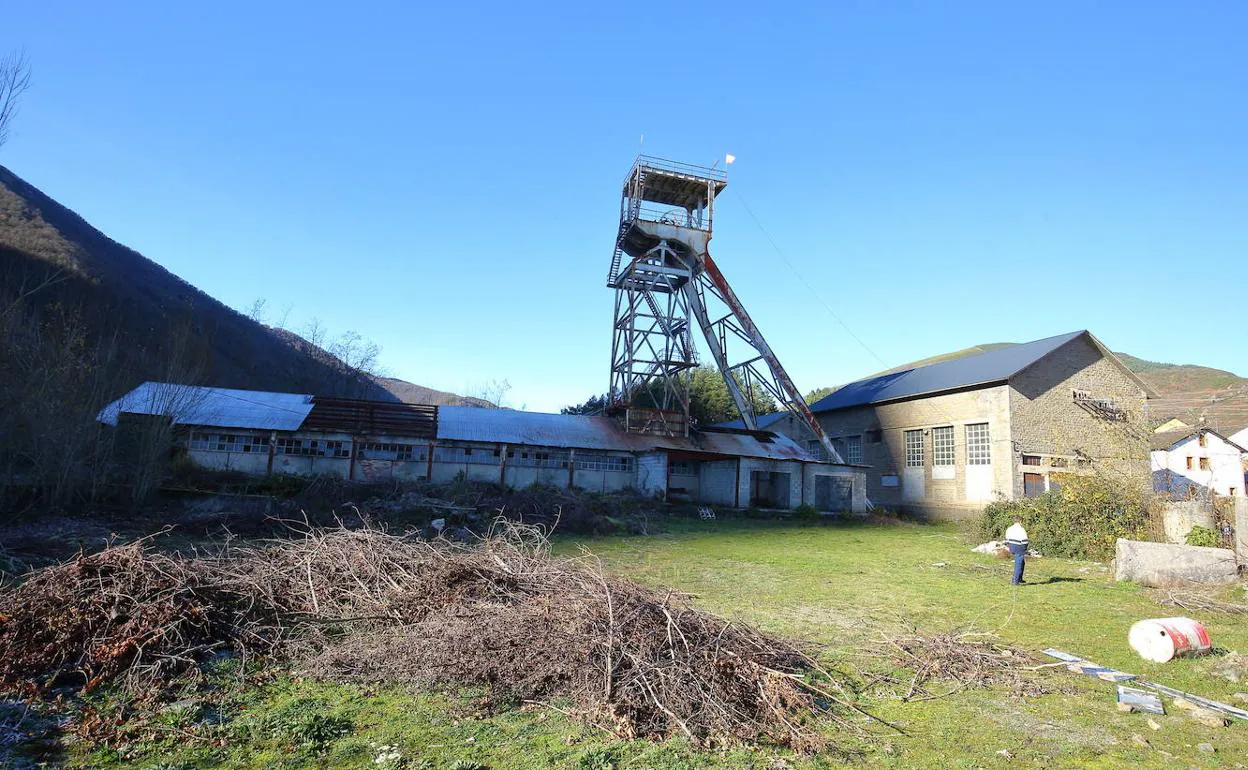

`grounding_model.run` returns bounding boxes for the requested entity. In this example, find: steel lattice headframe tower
[605,155,845,463]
